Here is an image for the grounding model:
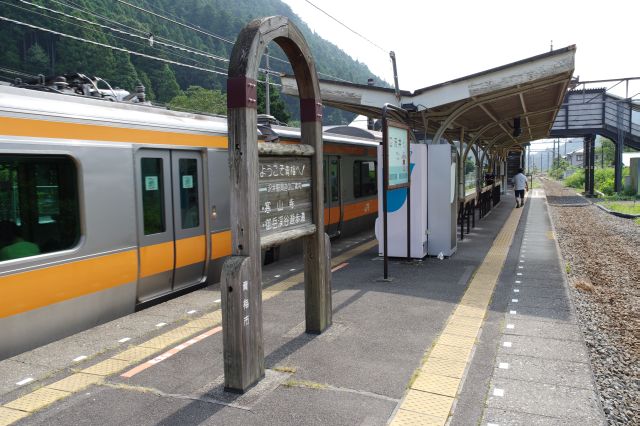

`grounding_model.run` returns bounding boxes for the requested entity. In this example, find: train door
[325,155,342,237]
[135,149,206,302]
